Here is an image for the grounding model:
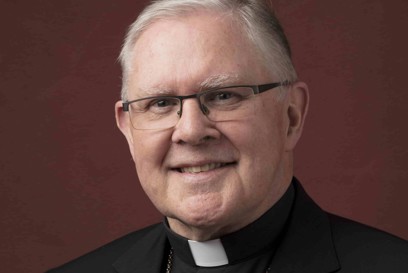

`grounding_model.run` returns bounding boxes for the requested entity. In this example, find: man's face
[116,12,307,239]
